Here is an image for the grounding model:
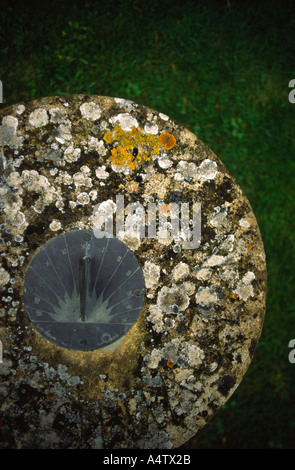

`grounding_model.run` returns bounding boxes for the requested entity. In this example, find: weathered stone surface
[0,95,267,449]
